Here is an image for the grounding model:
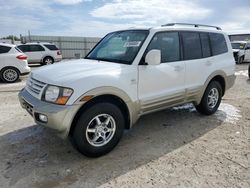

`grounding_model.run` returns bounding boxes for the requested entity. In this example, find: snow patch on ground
[215,103,242,124]
[172,103,196,112]
[235,70,248,77]
[172,103,241,124]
